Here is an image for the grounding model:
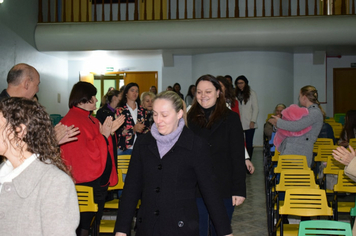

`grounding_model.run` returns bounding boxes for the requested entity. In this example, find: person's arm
[276,108,320,132]
[333,146,356,182]
[250,90,259,127]
[41,170,80,236]
[229,112,246,199]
